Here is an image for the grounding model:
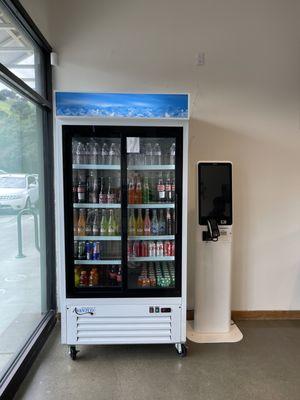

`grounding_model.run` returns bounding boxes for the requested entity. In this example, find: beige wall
[22,0,300,310]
